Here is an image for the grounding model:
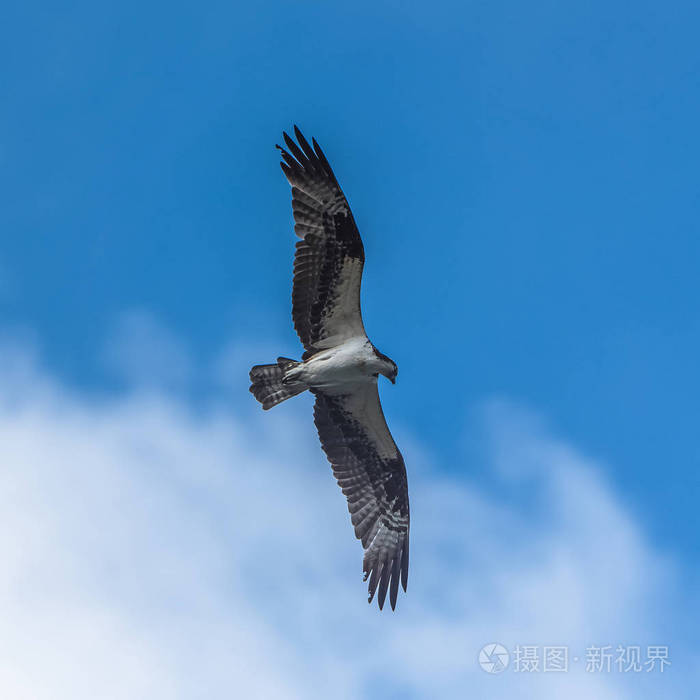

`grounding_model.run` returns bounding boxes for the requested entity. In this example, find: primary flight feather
[249,126,409,611]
